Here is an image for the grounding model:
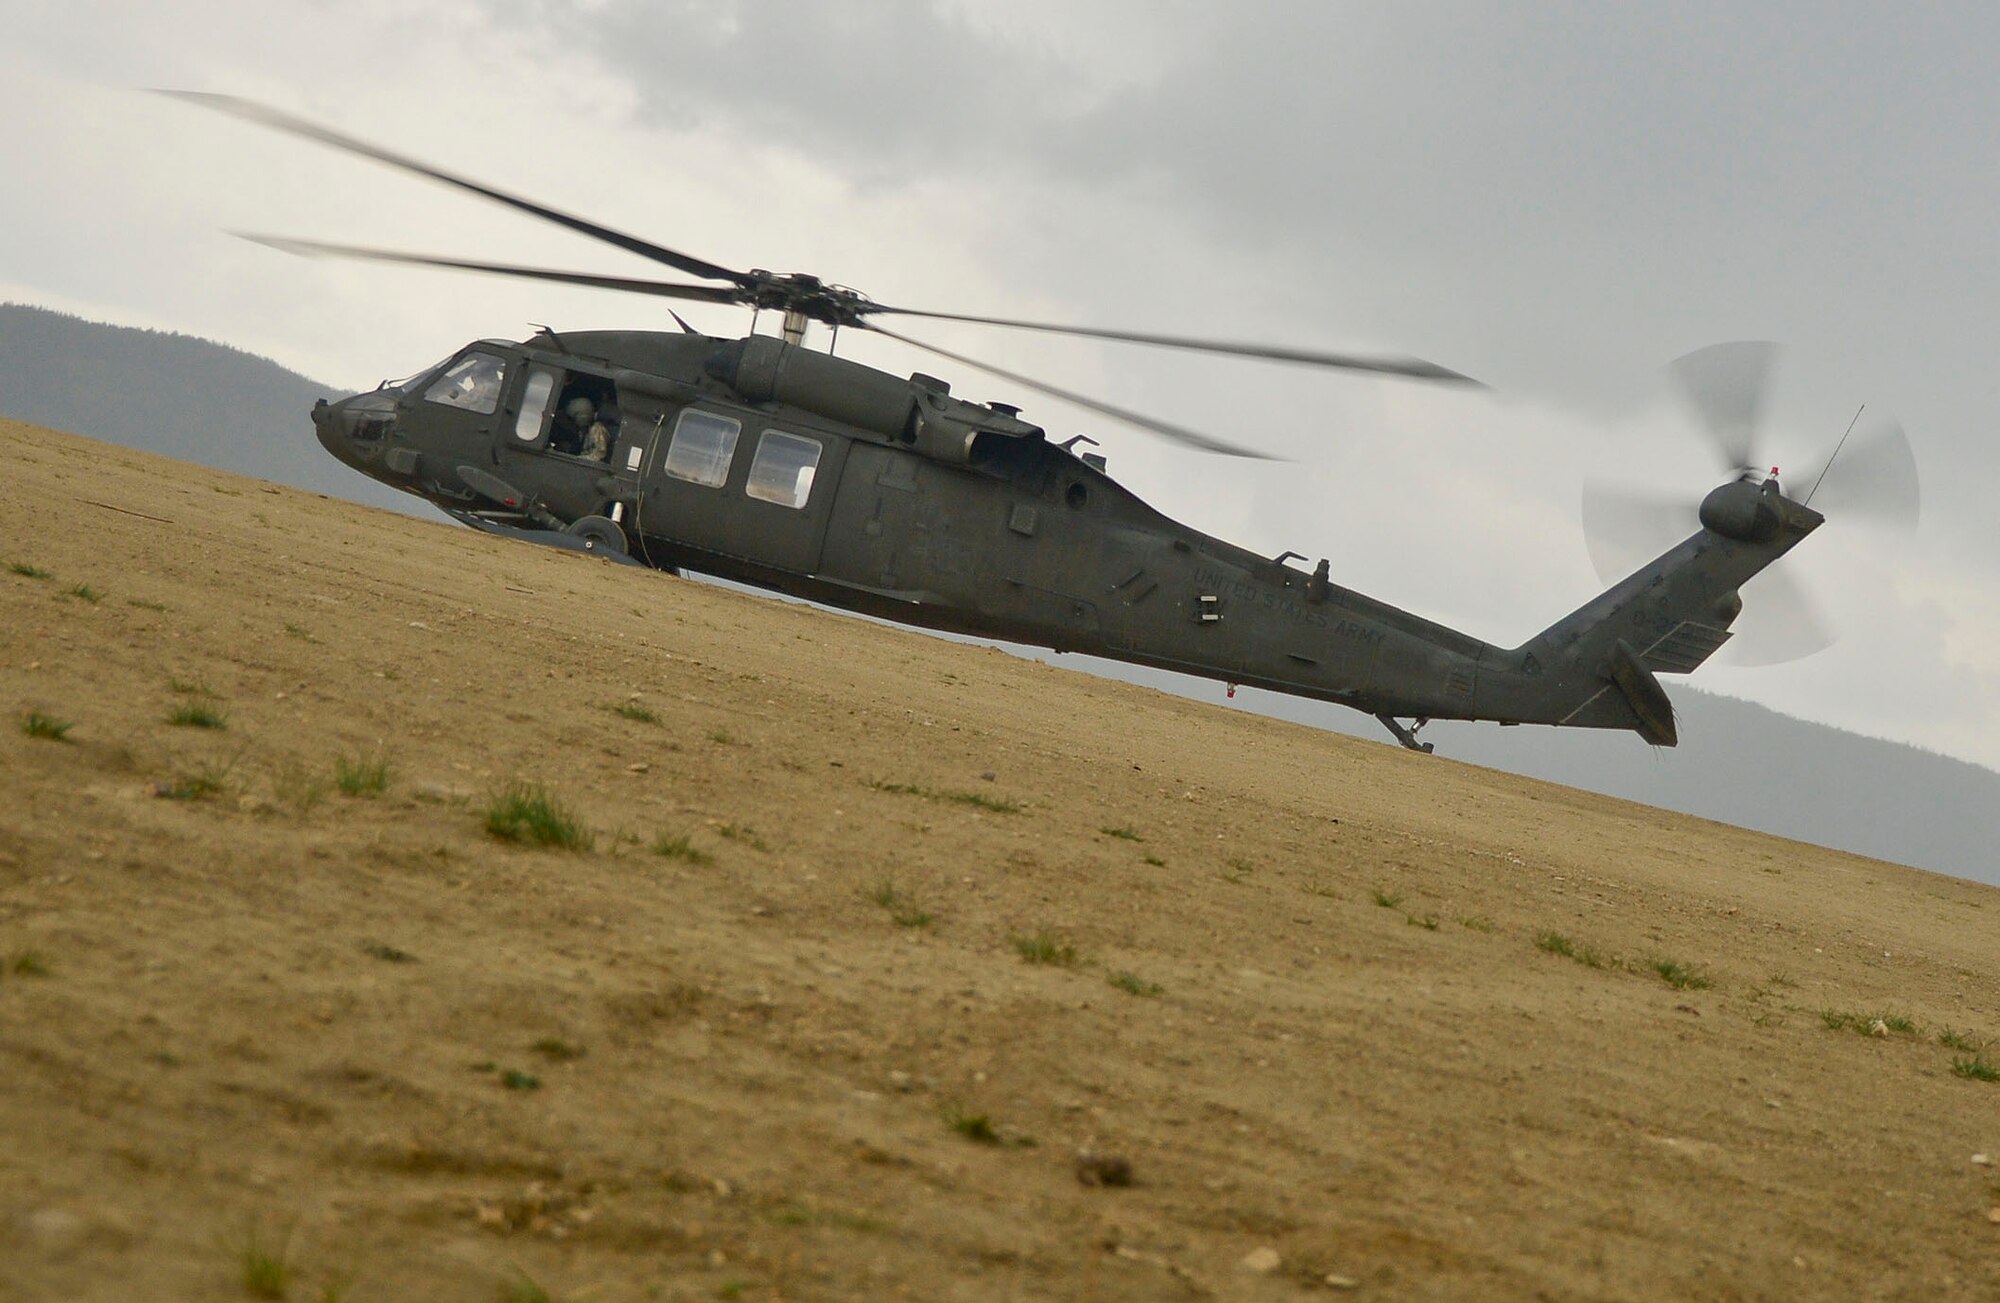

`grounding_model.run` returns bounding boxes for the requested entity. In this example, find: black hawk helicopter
[168,94,1917,753]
